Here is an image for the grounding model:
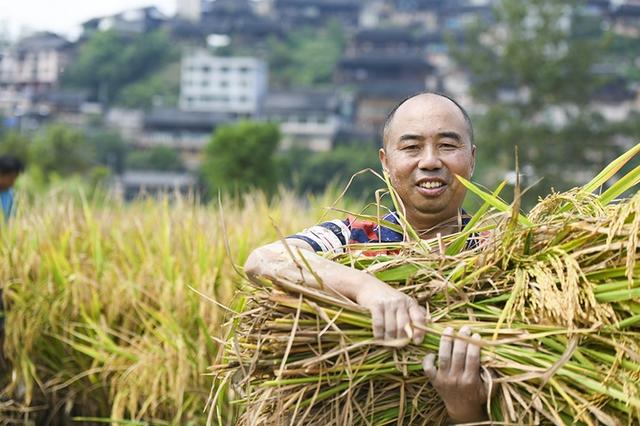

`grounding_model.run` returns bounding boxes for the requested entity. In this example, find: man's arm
[244,239,427,343]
